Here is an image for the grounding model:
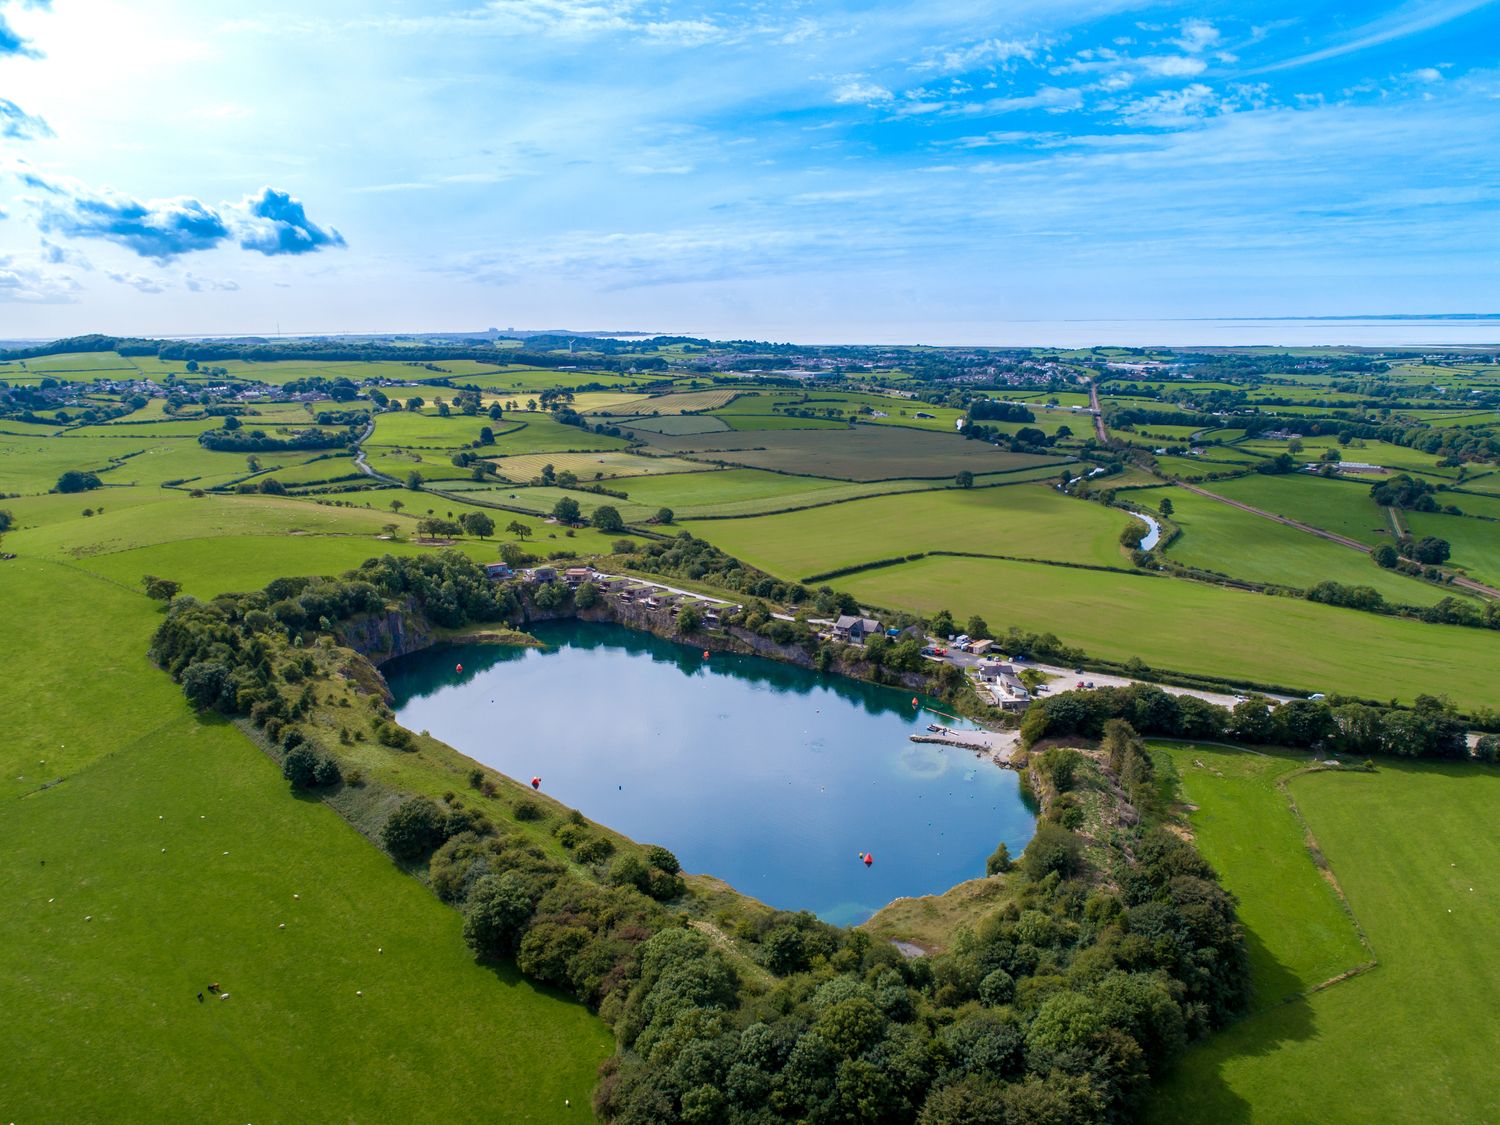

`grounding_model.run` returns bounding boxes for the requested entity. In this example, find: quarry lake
[385,621,1035,924]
